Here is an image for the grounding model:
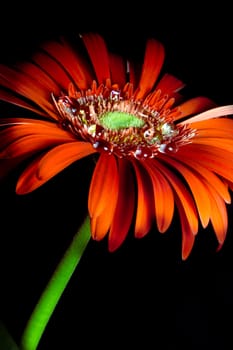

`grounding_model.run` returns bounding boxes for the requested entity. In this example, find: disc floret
[54,83,195,159]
